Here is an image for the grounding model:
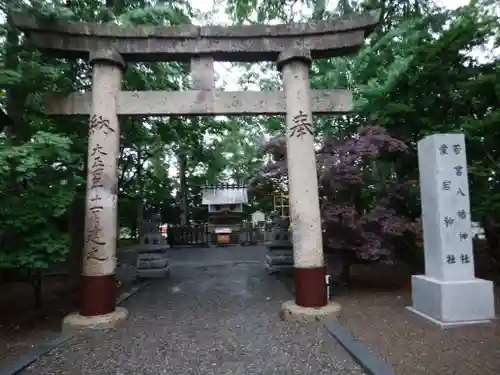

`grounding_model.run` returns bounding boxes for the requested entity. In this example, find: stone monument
[265,213,294,273]
[136,214,170,278]
[408,133,495,326]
